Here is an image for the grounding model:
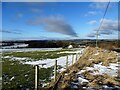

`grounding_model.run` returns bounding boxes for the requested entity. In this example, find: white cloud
[17,13,23,18]
[88,11,97,15]
[88,20,97,25]
[90,2,108,9]
[85,11,97,16]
